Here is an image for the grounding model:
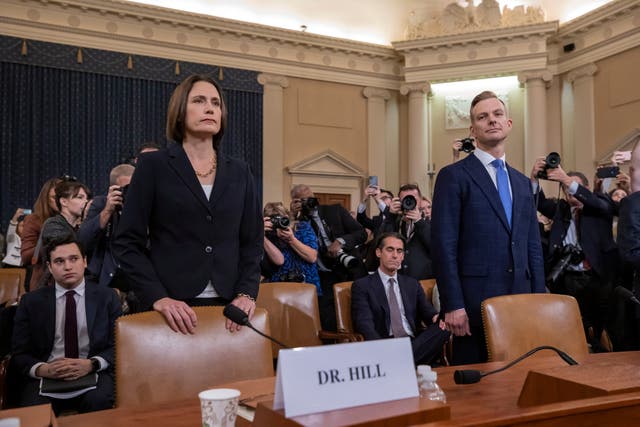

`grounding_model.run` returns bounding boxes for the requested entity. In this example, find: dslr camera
[401,195,417,212]
[115,185,129,212]
[299,197,319,220]
[458,138,475,153]
[269,215,290,230]
[336,249,359,269]
[537,152,561,180]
